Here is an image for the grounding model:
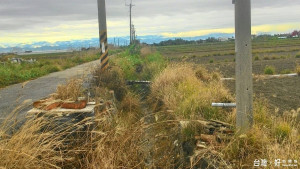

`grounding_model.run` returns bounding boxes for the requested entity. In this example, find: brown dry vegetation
[150,63,233,120]
[0,47,299,168]
[223,99,300,168]
[296,65,300,76]
[55,79,84,101]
